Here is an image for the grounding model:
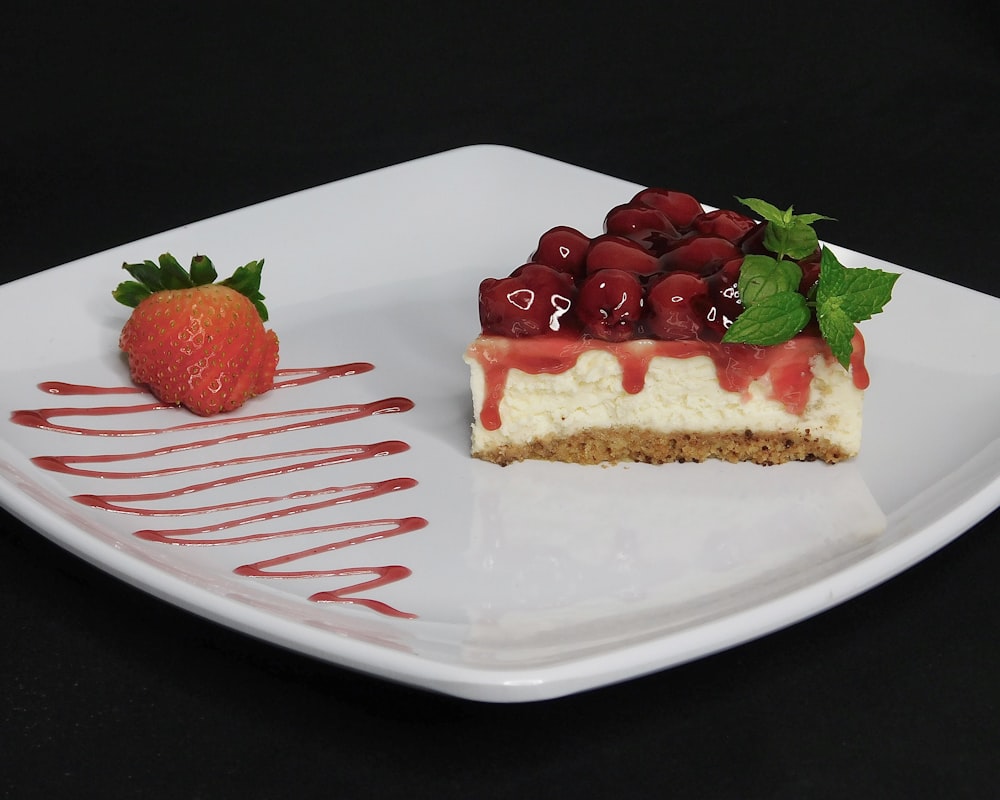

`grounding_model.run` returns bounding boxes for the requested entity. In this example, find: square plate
[1,145,998,702]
